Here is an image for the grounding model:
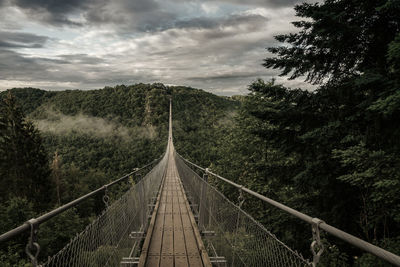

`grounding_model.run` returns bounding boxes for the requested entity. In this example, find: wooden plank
[177,165,212,267]
[173,189,189,265]
[161,189,173,258]
[138,166,167,267]
[140,140,211,267]
[175,255,189,267]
